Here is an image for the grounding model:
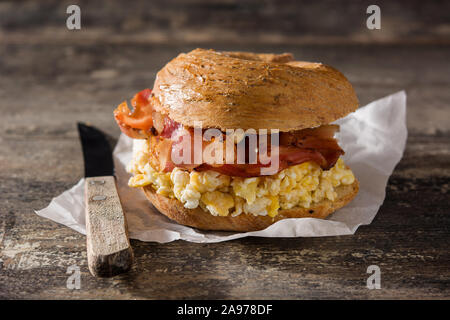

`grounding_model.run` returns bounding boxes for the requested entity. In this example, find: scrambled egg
[127,139,355,218]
